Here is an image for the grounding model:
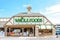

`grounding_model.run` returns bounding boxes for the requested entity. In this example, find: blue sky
[0,0,60,24]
